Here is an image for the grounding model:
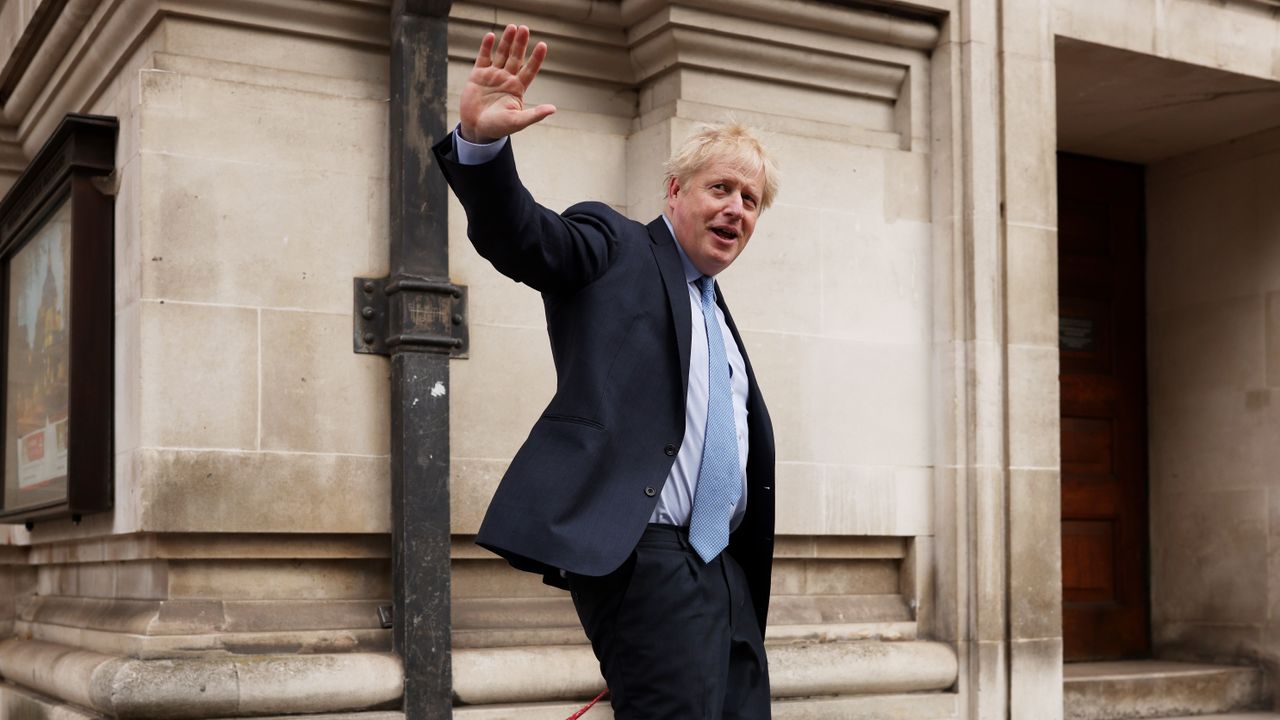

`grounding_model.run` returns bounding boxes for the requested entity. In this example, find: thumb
[511,104,557,132]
